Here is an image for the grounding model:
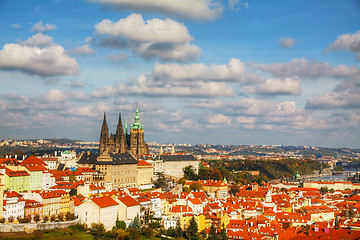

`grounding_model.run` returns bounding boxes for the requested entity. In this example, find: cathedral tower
[115,112,128,153]
[98,109,148,156]
[99,113,109,154]
[130,107,149,156]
